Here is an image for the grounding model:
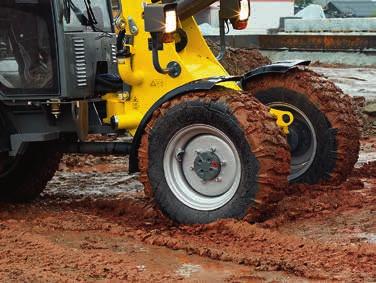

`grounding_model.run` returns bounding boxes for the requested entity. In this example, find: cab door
[0,0,59,99]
